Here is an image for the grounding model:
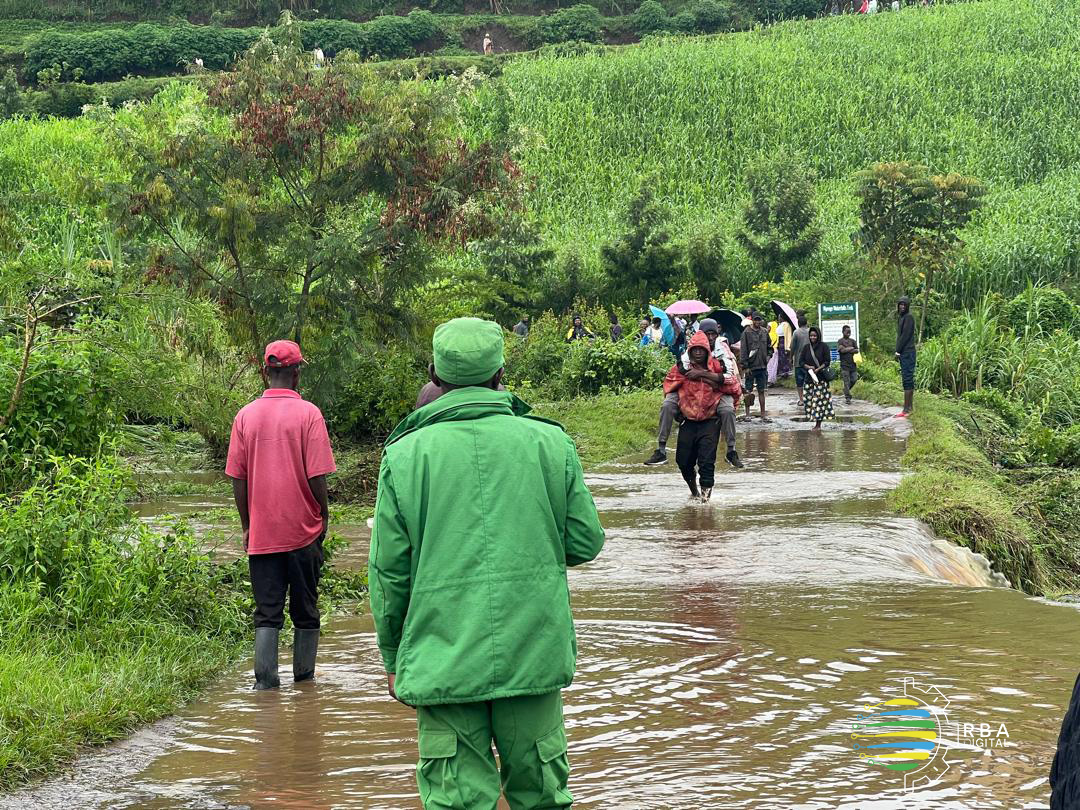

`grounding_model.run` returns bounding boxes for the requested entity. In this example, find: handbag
[814,344,836,382]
